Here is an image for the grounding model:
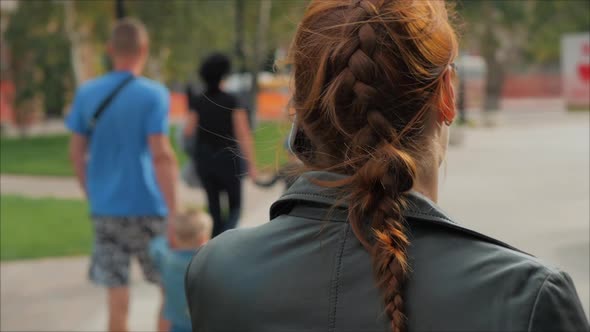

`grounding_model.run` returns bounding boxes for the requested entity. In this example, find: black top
[186,171,589,332]
[188,90,241,150]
